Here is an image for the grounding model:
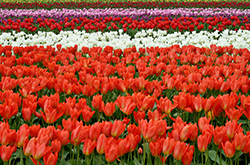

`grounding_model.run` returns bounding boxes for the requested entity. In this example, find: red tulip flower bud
[138,147,143,154]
